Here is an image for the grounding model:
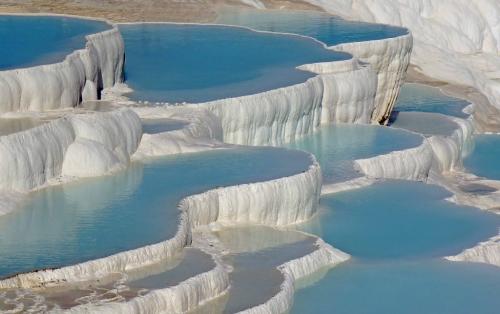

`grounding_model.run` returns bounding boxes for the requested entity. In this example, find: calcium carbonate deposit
[0,4,499,314]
